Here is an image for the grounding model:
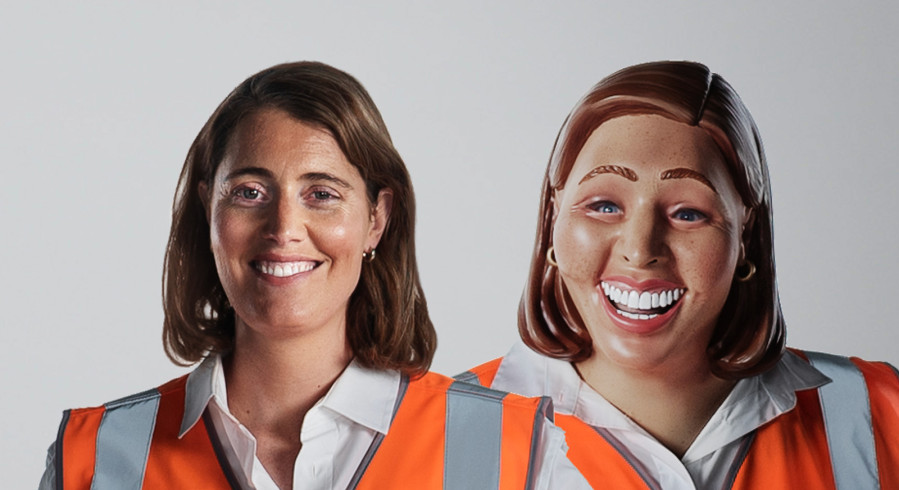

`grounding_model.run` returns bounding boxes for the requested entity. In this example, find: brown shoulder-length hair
[163,61,436,376]
[520,61,785,379]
